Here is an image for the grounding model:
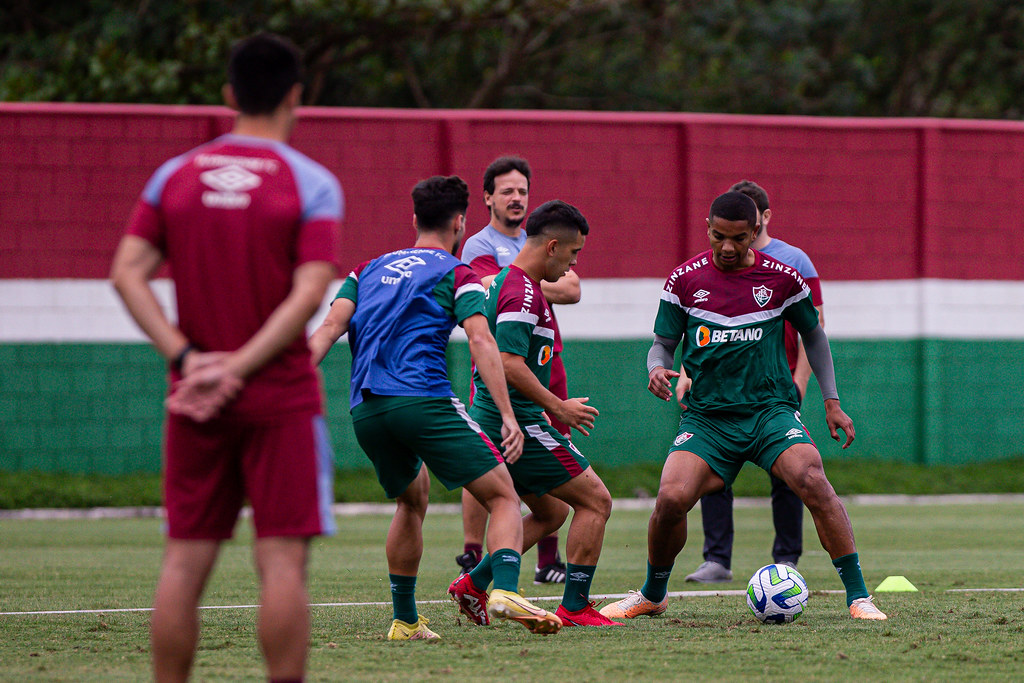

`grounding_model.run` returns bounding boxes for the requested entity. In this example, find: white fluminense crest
[674,431,694,446]
[752,285,773,307]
